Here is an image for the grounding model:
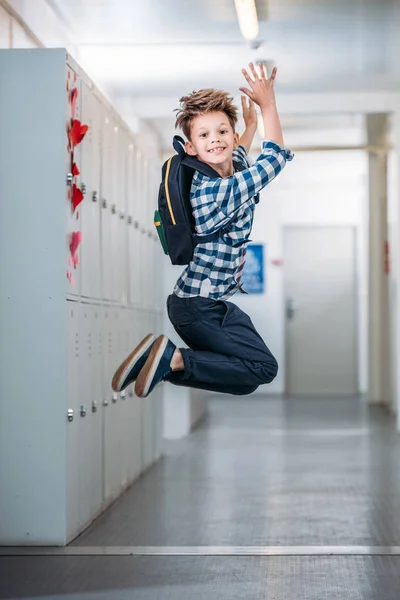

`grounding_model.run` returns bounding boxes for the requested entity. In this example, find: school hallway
[2,393,400,599]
